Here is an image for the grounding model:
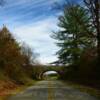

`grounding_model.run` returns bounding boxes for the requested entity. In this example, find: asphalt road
[8,80,99,100]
